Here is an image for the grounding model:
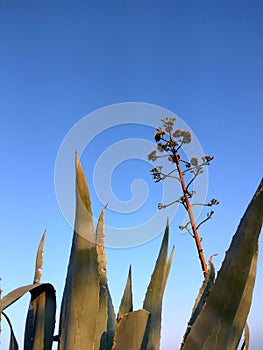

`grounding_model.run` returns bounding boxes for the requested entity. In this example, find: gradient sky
[1,1,263,349]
